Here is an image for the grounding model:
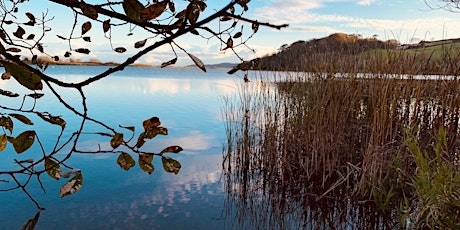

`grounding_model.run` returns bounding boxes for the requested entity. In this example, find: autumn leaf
[188,53,206,72]
[13,26,25,39]
[141,1,167,21]
[160,58,177,68]
[80,1,98,20]
[60,172,83,198]
[225,37,233,49]
[45,158,61,180]
[160,146,183,154]
[110,133,123,149]
[7,130,36,154]
[25,12,36,24]
[102,19,110,33]
[114,47,127,53]
[37,112,66,129]
[6,48,21,53]
[161,156,181,174]
[122,0,145,22]
[0,116,13,134]
[0,89,19,97]
[233,32,242,38]
[139,153,154,174]
[117,152,135,171]
[0,134,6,152]
[74,48,91,54]
[9,113,33,125]
[20,211,40,230]
[81,21,92,36]
[134,39,147,48]
[0,61,43,90]
[143,117,160,131]
[252,22,259,33]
